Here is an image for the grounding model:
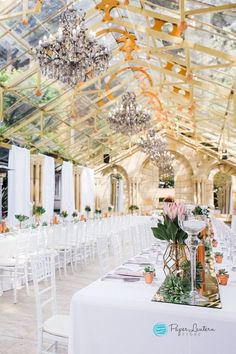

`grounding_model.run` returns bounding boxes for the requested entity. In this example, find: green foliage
[160,275,191,304]
[15,214,29,223]
[72,211,78,218]
[85,205,91,212]
[151,215,188,244]
[60,210,68,218]
[215,252,223,257]
[42,221,48,226]
[180,259,203,289]
[129,205,139,211]
[108,206,113,212]
[0,71,10,84]
[33,206,46,216]
[95,209,102,214]
[218,269,228,275]
[0,122,7,135]
[144,265,155,273]
[193,205,209,217]
[37,86,60,105]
